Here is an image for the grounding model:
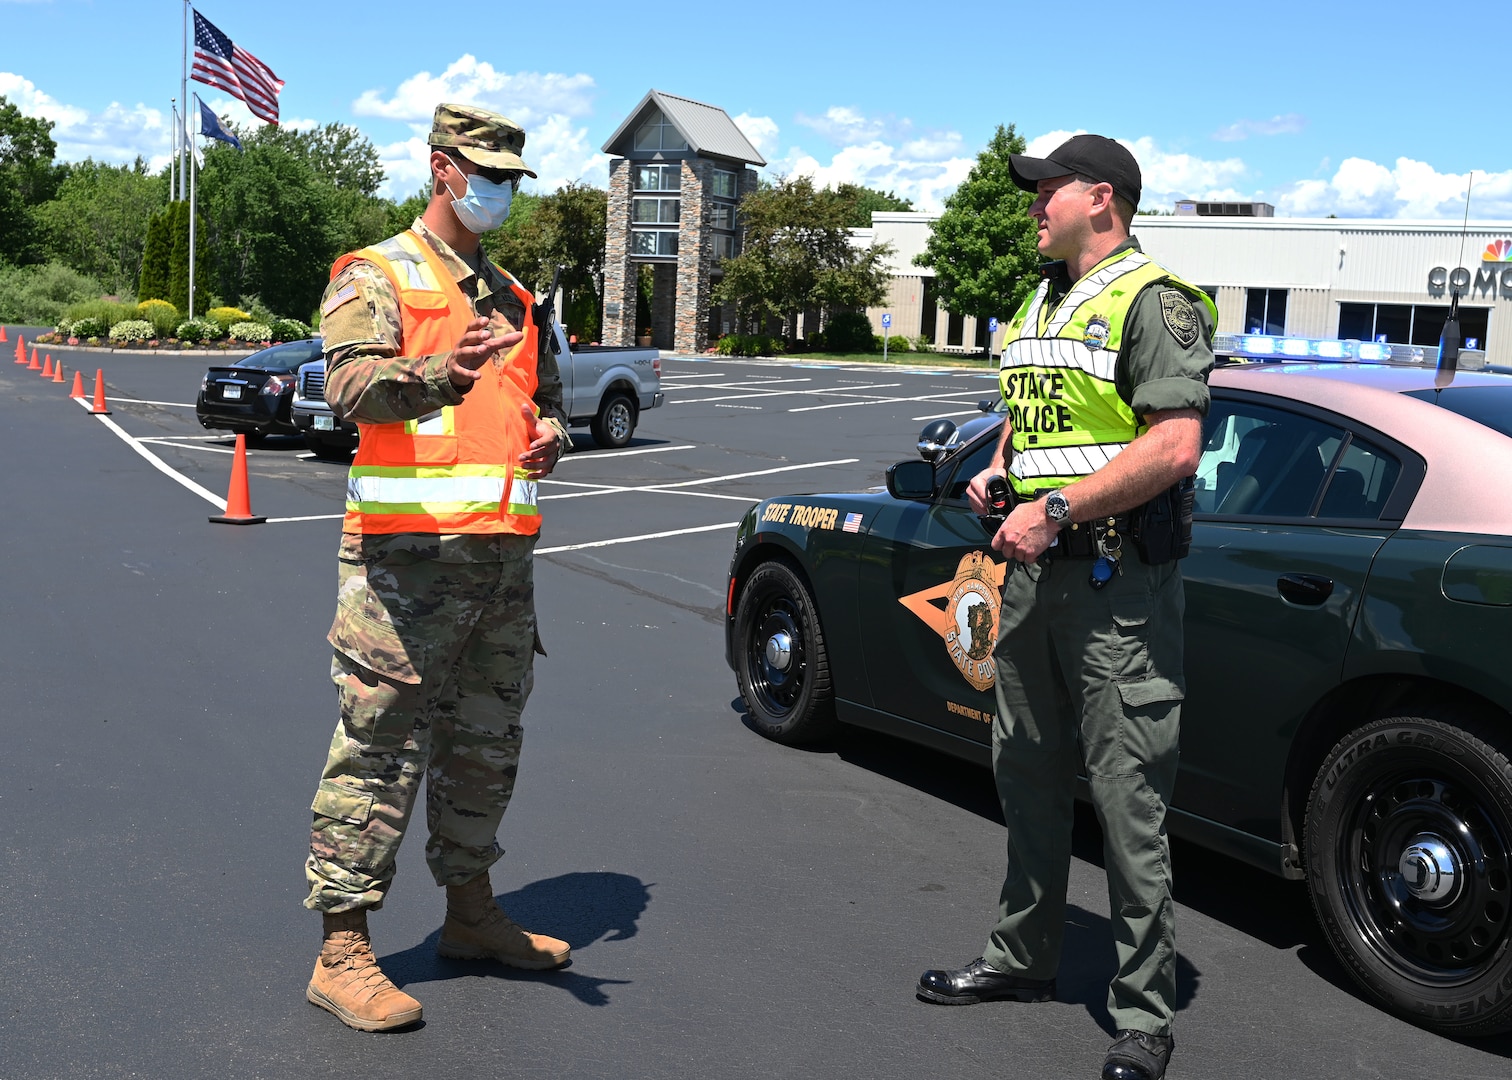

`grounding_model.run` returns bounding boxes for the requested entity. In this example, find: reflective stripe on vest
[999,249,1214,496]
[331,229,543,535]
